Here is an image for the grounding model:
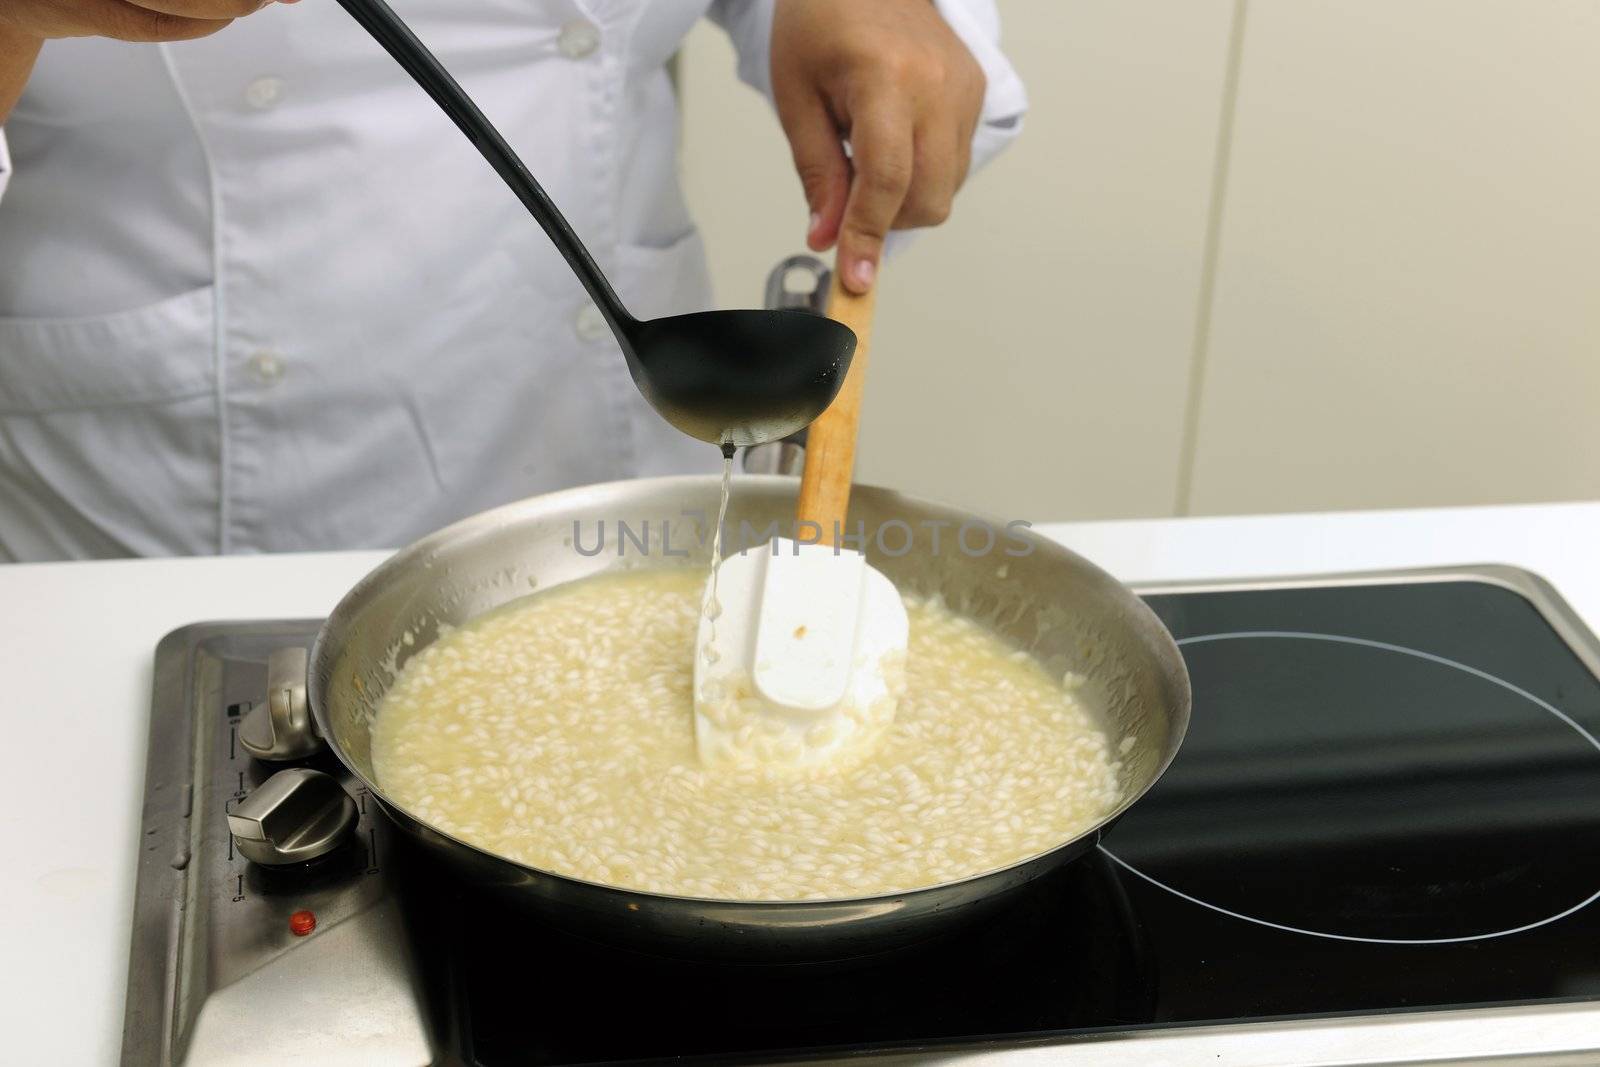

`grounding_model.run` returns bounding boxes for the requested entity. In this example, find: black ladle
[334,0,855,448]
